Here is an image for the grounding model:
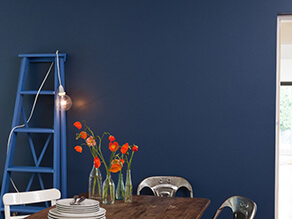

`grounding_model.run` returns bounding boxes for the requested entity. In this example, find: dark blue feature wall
[0,1,285,218]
